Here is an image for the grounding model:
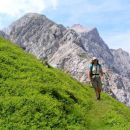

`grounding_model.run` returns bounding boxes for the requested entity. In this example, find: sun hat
[92,57,98,61]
